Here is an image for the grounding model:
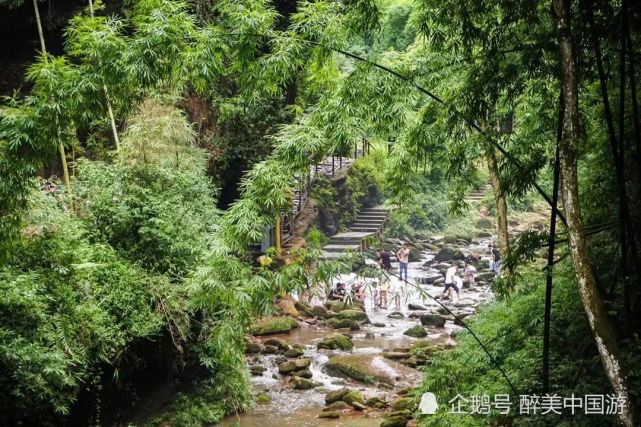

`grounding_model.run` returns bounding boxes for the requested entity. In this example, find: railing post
[354,143,358,159]
[332,156,335,175]
[339,156,342,168]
